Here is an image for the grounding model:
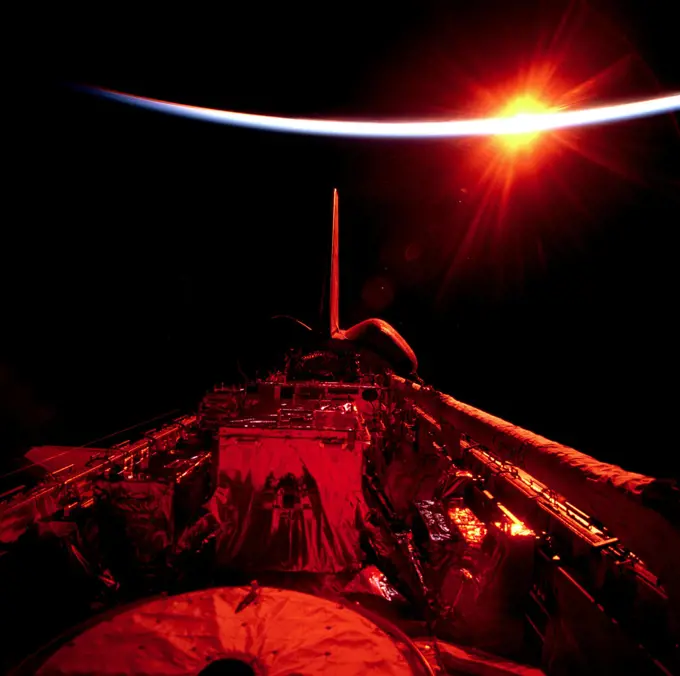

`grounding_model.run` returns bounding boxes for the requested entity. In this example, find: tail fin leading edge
[330,188,343,338]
